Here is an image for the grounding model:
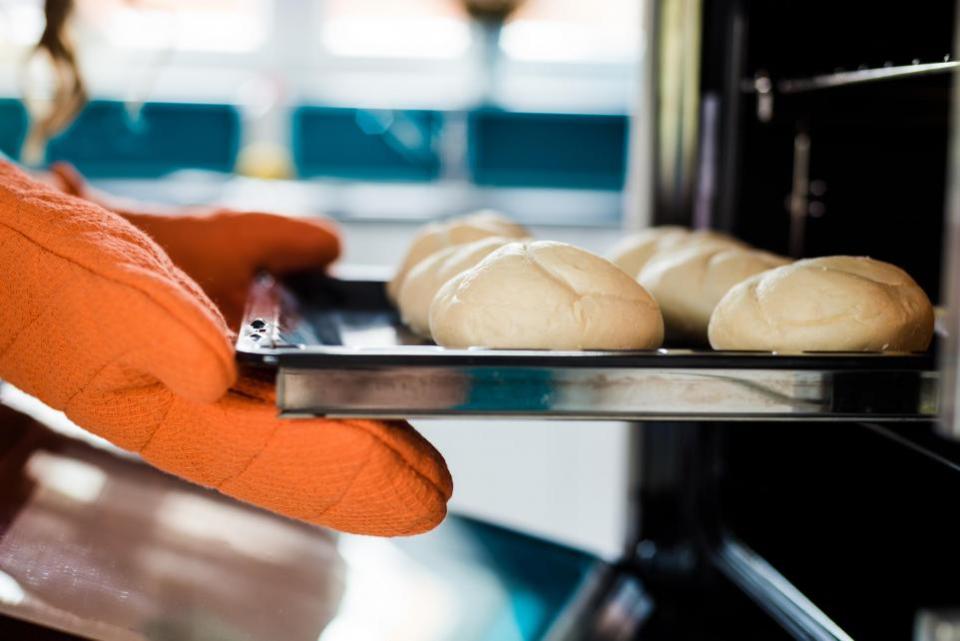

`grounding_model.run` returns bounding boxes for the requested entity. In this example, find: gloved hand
[0,161,452,536]
[49,162,339,328]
